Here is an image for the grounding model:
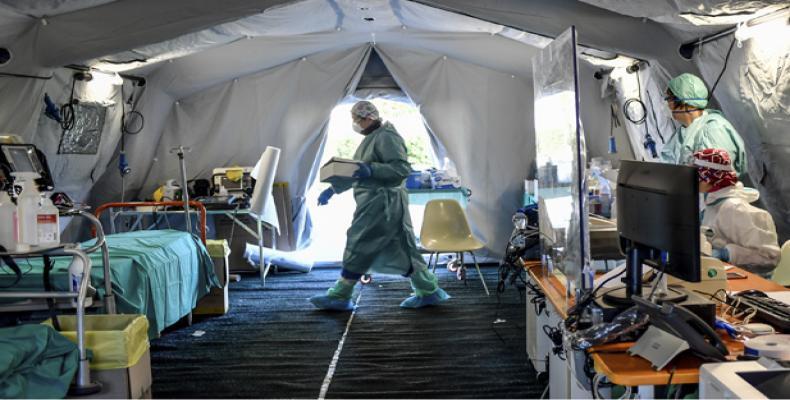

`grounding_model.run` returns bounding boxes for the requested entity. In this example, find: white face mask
[352,121,363,133]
